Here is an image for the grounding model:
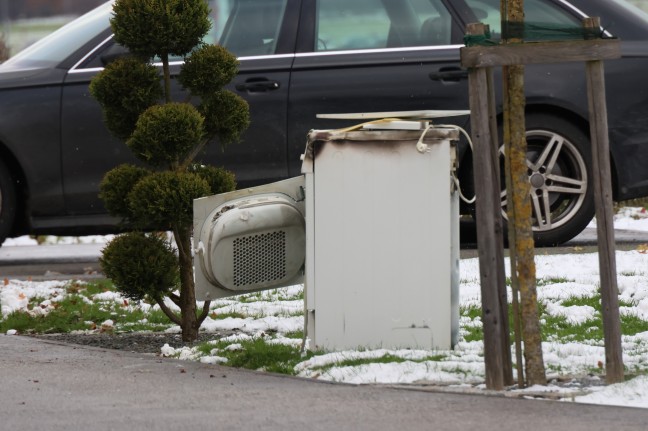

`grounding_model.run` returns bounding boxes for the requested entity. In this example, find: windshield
[0,2,113,71]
